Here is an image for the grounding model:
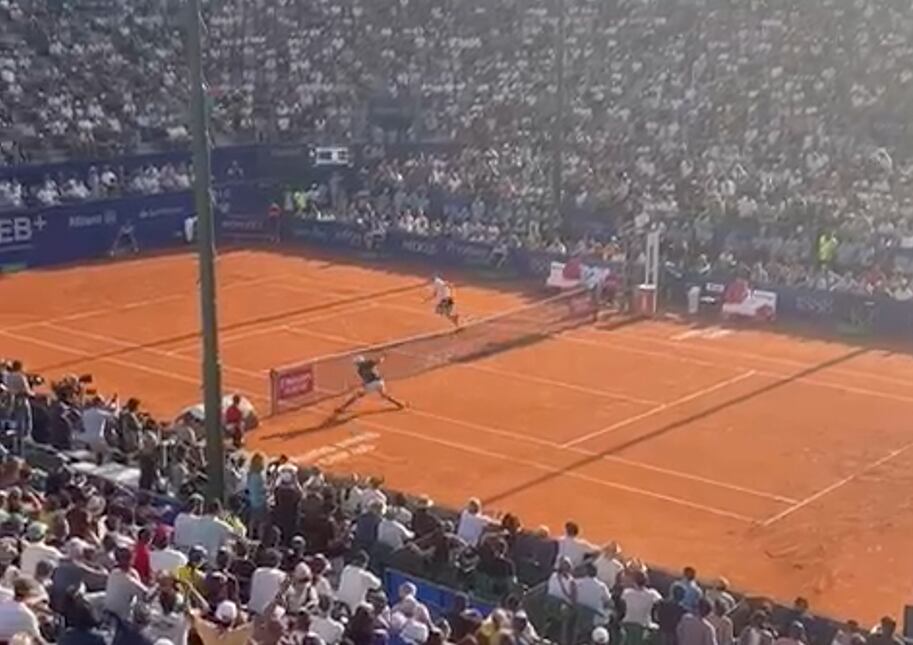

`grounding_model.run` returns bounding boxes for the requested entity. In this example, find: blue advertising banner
[0,191,193,271]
